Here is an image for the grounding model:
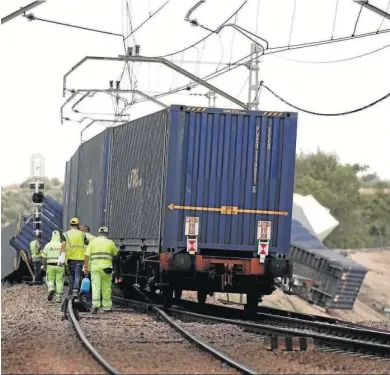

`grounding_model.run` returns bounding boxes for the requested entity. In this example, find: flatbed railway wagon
[65,105,298,309]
